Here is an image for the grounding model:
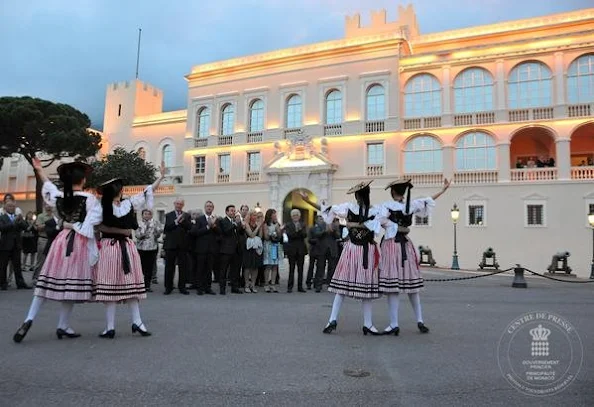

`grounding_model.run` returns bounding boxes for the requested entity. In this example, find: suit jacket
[190,214,220,255]
[284,221,307,257]
[218,216,241,255]
[313,222,340,258]
[163,210,192,251]
[44,218,60,255]
[0,213,27,251]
